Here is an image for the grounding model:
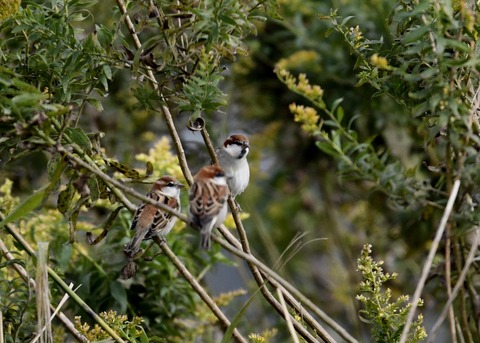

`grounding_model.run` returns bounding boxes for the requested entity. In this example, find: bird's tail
[124,230,147,258]
[200,228,211,250]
